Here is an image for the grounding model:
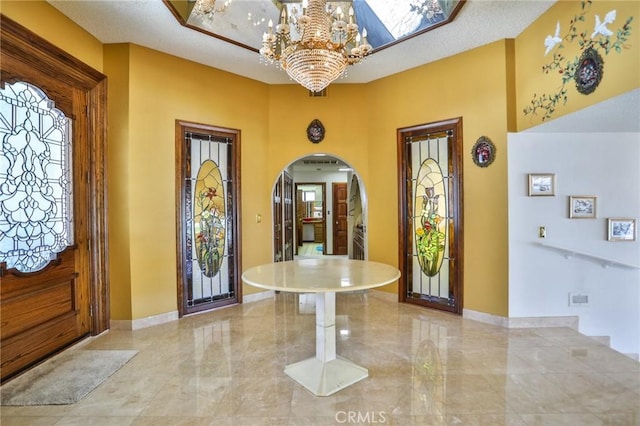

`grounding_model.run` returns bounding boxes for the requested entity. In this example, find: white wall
[508,130,640,357]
